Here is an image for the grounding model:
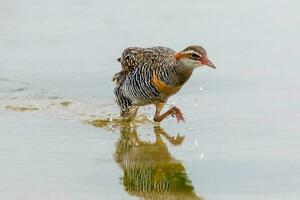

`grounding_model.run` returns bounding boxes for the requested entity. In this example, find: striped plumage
[113,45,215,122]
